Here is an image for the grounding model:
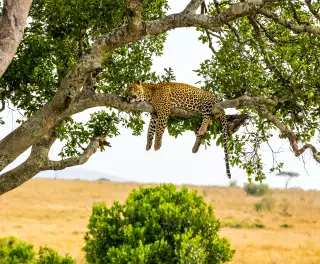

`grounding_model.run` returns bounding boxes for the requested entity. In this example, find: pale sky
[1,0,319,190]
